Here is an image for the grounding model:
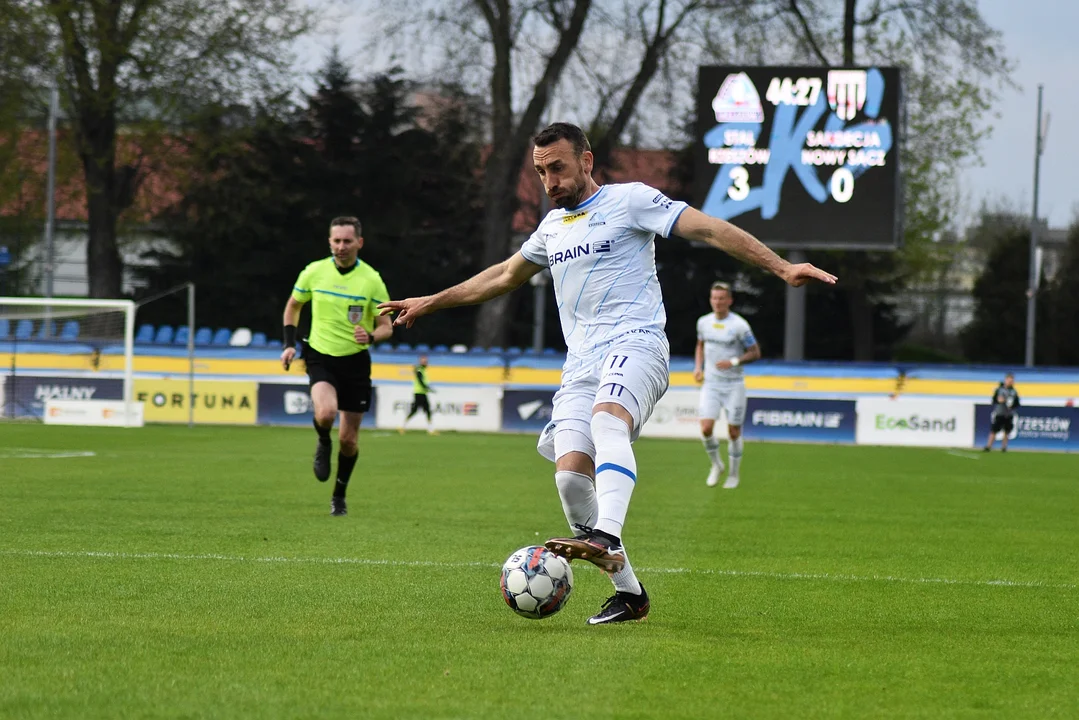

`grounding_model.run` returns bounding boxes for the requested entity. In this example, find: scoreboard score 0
[695,66,902,250]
